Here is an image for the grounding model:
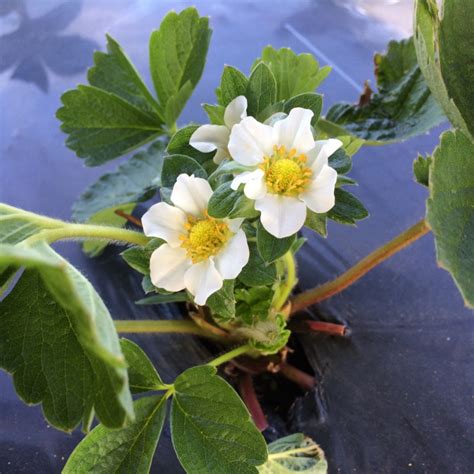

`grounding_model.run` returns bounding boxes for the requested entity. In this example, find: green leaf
[136,292,189,305]
[414,0,474,140]
[0,203,62,245]
[149,7,211,127]
[316,119,365,157]
[171,365,268,473]
[235,286,274,324]
[167,125,215,163]
[256,46,330,101]
[305,211,327,237]
[88,34,161,118]
[325,37,445,143]
[328,148,352,175]
[121,238,163,276]
[257,221,295,263]
[246,62,277,120]
[258,433,328,474]
[120,339,167,393]
[208,181,259,219]
[206,280,236,321]
[413,154,431,187]
[328,189,368,225]
[63,395,168,473]
[0,243,133,431]
[239,243,277,287]
[57,85,163,167]
[284,93,323,125]
[203,103,226,125]
[72,141,166,223]
[219,65,249,106]
[161,154,207,188]
[426,129,474,308]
